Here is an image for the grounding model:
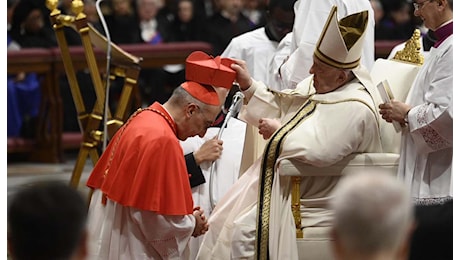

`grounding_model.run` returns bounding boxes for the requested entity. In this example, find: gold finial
[72,0,86,19]
[46,0,61,16]
[393,29,424,65]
